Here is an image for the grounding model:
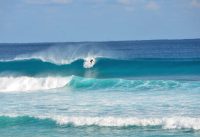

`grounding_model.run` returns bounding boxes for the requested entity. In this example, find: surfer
[83,57,95,68]
[90,59,94,64]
